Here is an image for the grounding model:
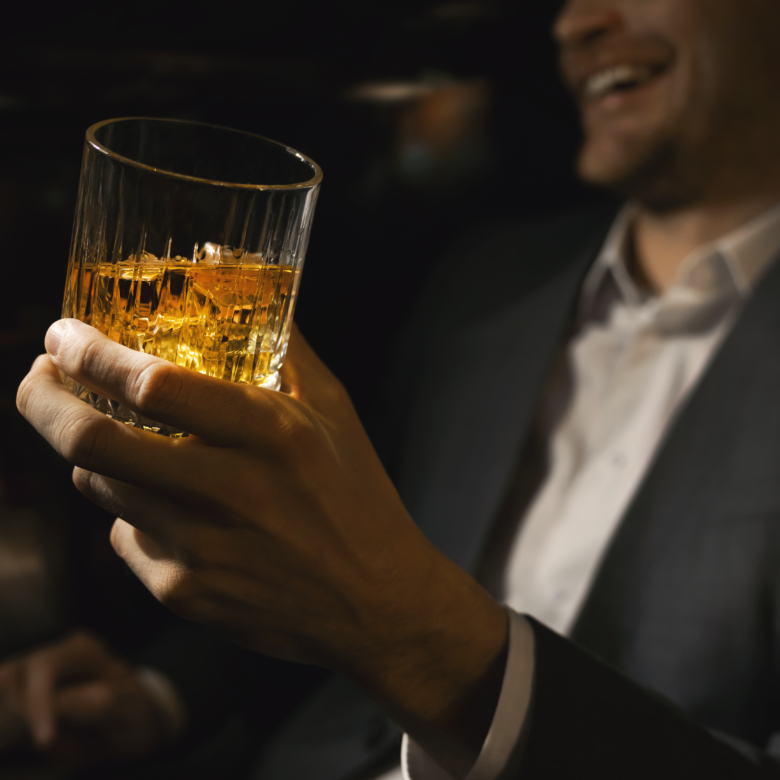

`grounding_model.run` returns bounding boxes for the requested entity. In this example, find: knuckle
[71,466,93,495]
[109,520,127,558]
[76,335,105,377]
[72,469,121,516]
[15,372,35,417]
[278,416,318,461]
[16,359,52,419]
[57,409,111,469]
[154,565,199,616]
[132,361,184,417]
